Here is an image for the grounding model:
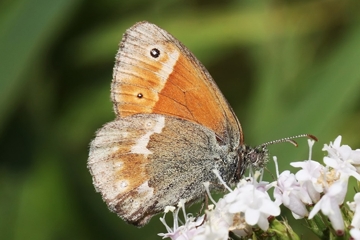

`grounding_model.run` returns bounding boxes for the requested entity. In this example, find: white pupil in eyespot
[150,48,160,58]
